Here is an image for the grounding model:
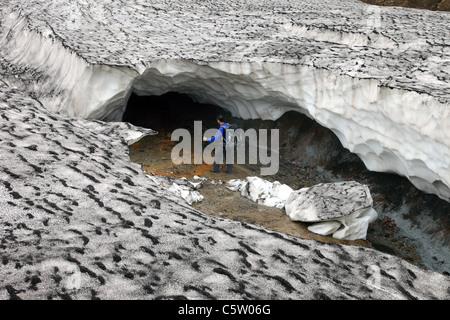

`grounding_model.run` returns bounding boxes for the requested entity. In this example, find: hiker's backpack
[220,123,243,151]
